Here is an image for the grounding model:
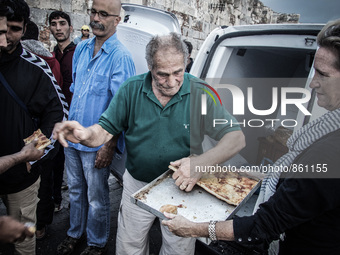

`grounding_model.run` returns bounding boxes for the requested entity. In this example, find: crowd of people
[0,0,339,255]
